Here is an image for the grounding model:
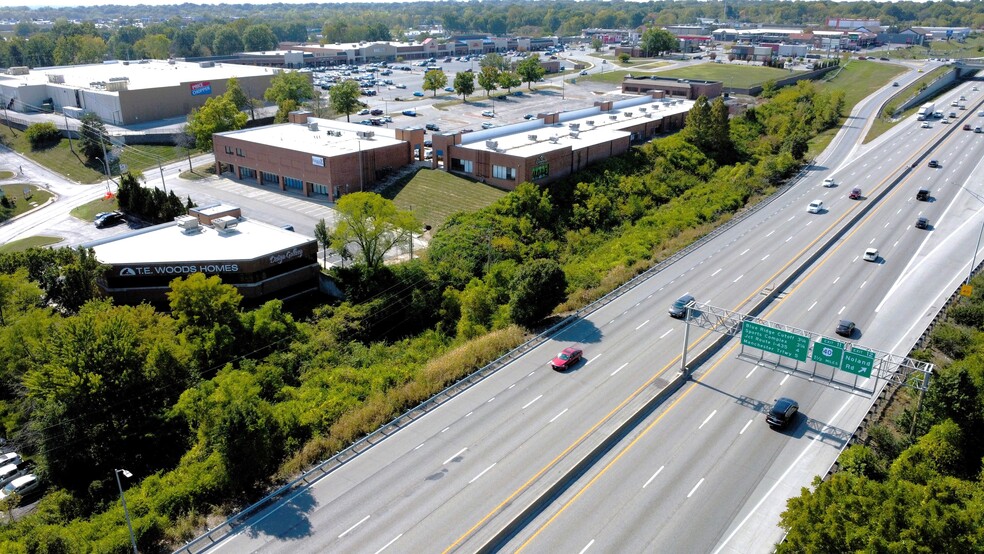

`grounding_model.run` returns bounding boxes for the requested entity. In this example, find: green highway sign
[811,340,844,368]
[842,349,874,377]
[741,321,809,362]
[820,337,845,348]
